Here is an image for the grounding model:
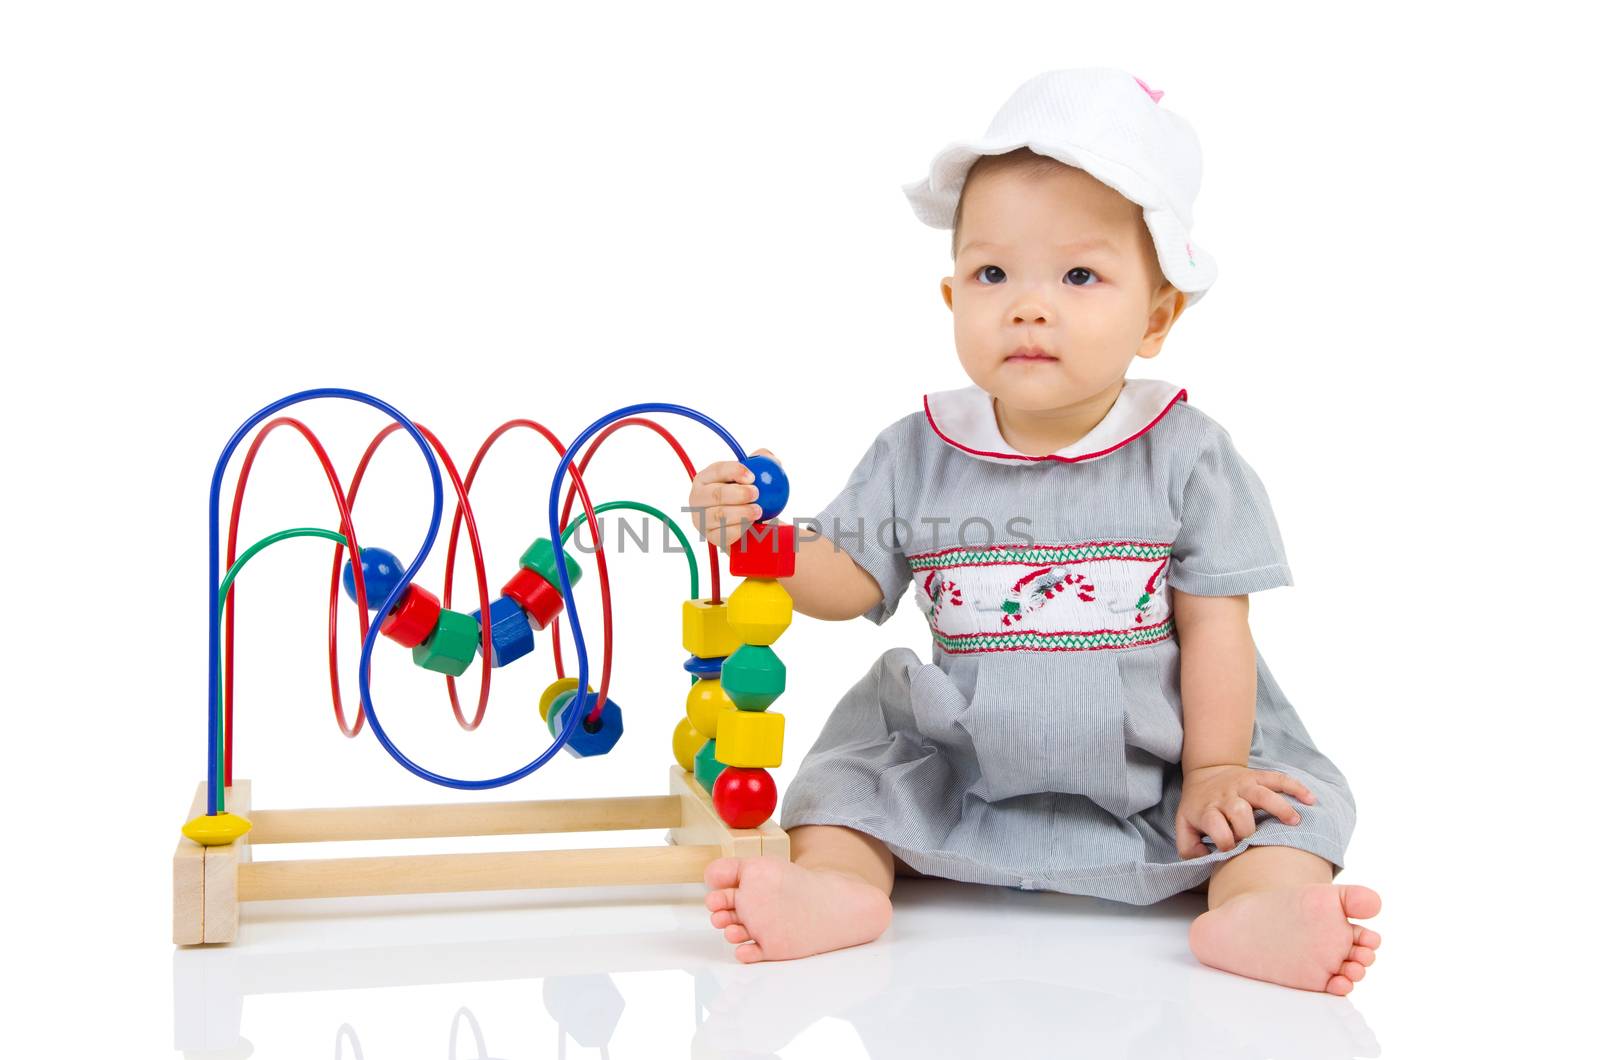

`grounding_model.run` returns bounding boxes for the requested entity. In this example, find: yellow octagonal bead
[685,677,735,737]
[727,578,792,646]
[682,599,742,659]
[672,715,709,772]
[714,708,785,768]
